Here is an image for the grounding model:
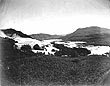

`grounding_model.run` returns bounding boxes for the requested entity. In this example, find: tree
[33,44,43,50]
[51,49,56,52]
[53,43,91,57]
[21,45,32,52]
[76,48,91,56]
[54,51,62,56]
